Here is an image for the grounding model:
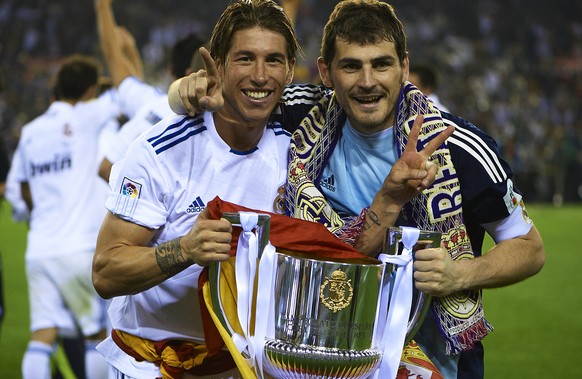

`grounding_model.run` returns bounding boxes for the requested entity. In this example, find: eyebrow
[231,49,287,60]
[337,54,396,65]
